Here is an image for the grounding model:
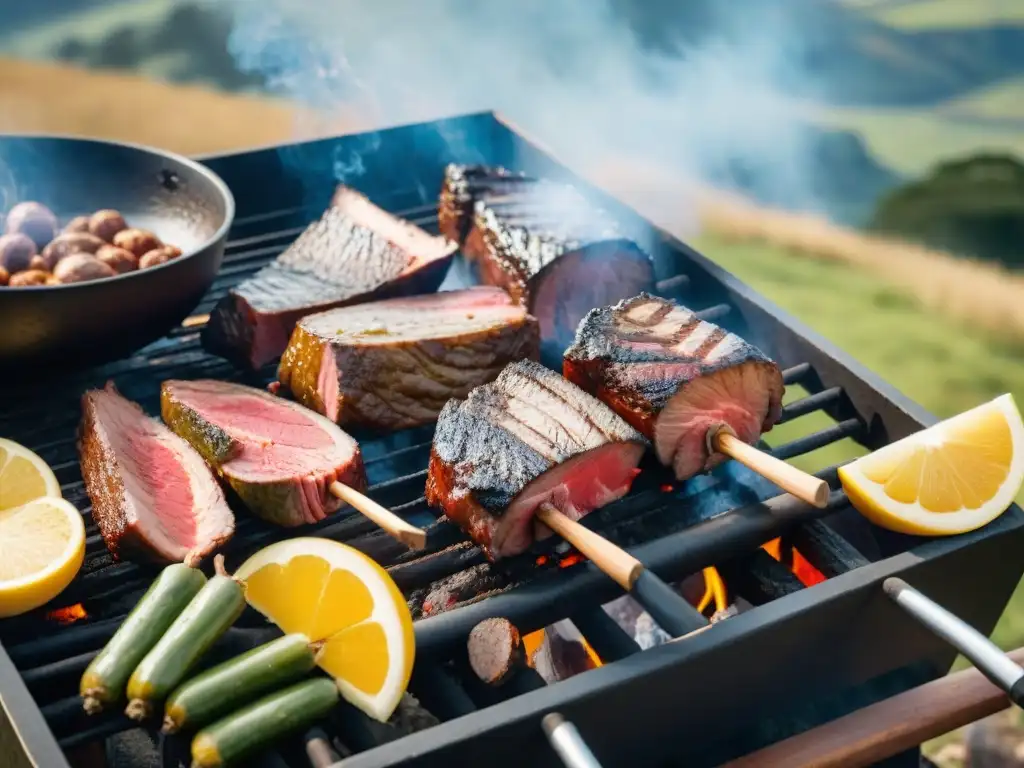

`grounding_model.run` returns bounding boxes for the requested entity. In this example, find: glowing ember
[558,553,585,569]
[535,555,549,566]
[660,484,674,493]
[697,567,728,615]
[524,628,603,669]
[762,538,826,587]
[46,604,87,625]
